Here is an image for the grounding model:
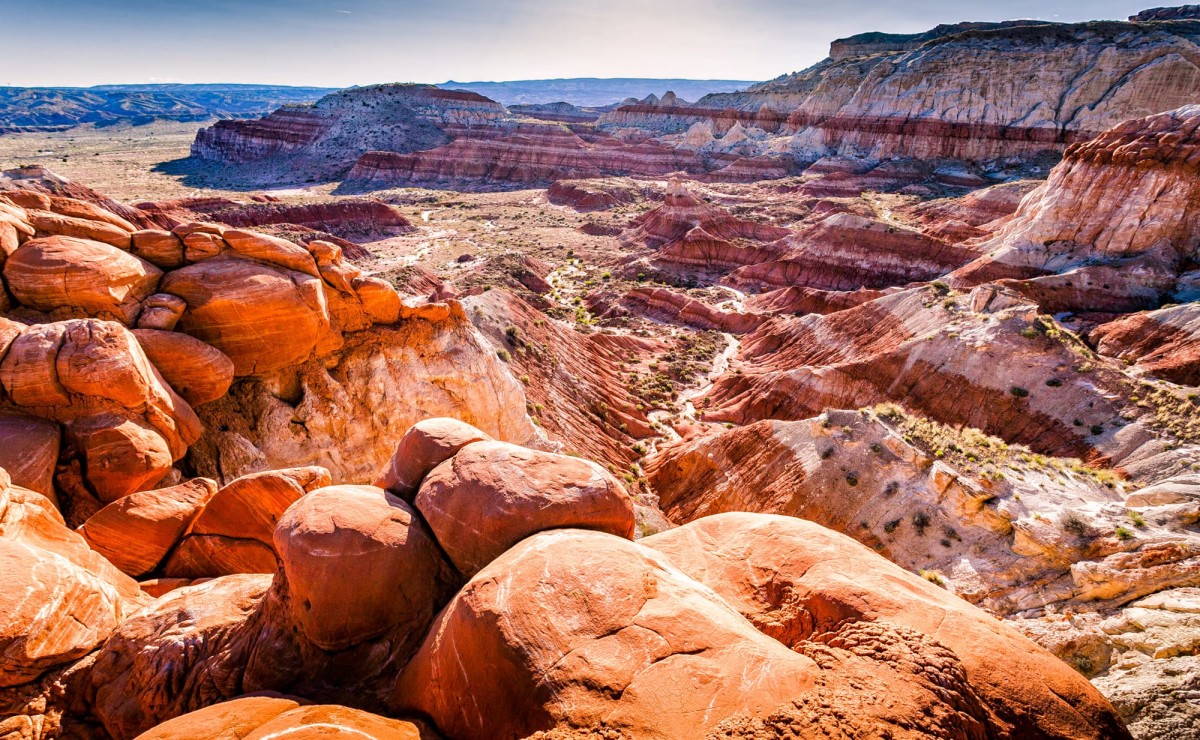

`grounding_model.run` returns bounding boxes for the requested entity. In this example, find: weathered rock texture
[602,19,1200,166]
[953,105,1200,314]
[0,173,540,520]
